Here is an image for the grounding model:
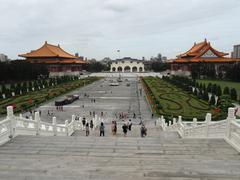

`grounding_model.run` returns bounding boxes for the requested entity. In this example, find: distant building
[232,44,240,59]
[0,53,8,62]
[110,57,145,73]
[162,56,167,62]
[19,41,86,77]
[170,39,240,76]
